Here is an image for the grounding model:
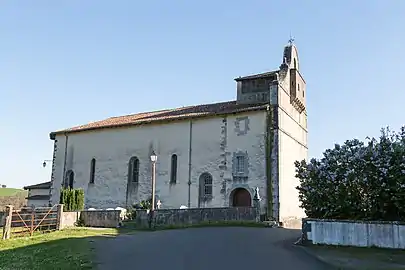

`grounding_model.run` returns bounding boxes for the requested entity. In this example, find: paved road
[94,227,331,270]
